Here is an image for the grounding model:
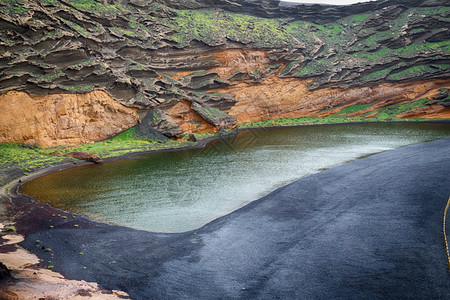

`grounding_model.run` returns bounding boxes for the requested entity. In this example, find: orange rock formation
[0,91,139,147]
[213,77,450,123]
